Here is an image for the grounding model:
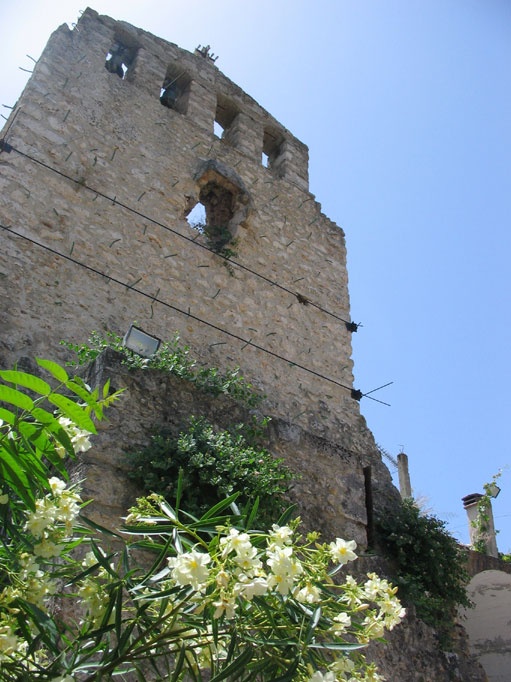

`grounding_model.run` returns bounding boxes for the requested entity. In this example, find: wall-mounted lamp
[123,325,161,357]
[488,483,501,499]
